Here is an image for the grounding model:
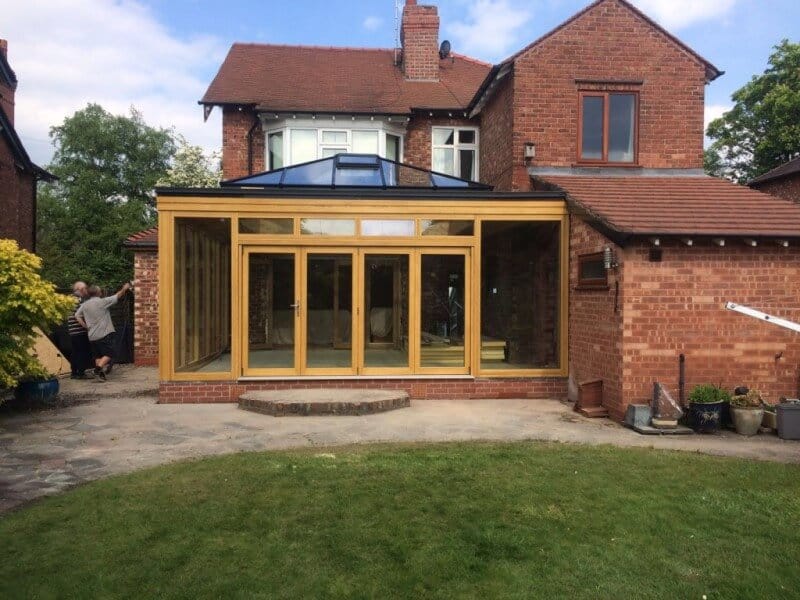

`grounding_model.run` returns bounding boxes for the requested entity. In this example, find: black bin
[776,402,800,440]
